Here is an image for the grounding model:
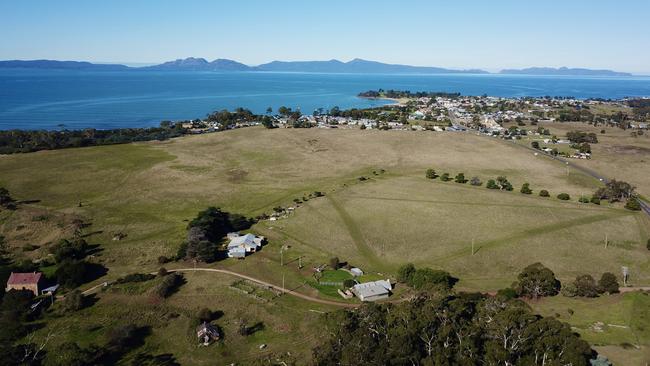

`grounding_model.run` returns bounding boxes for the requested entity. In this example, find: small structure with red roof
[5,272,44,296]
